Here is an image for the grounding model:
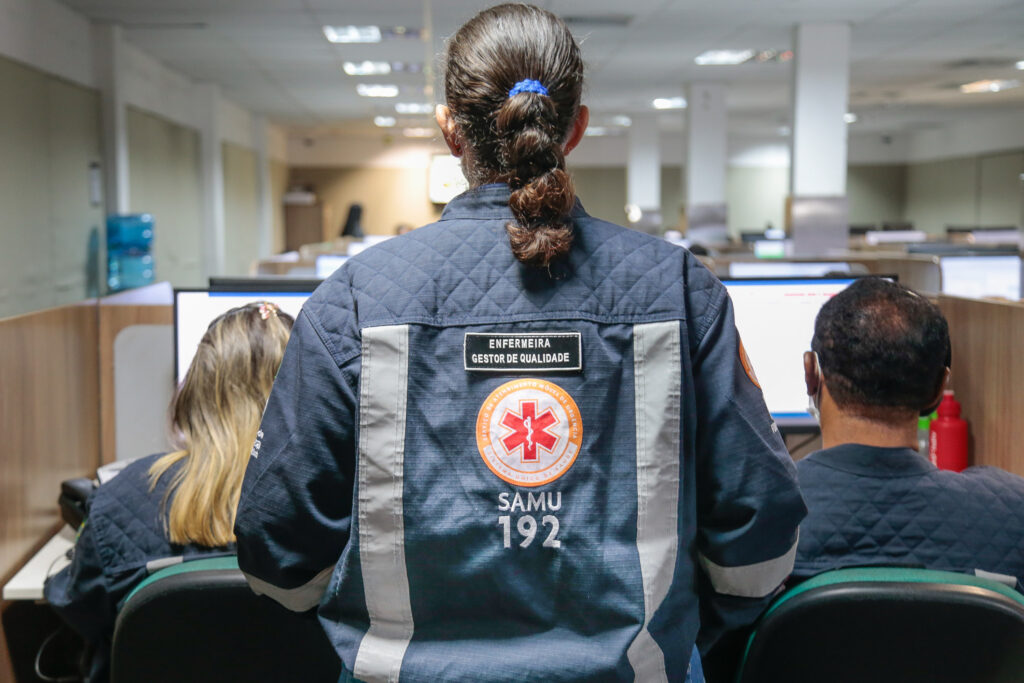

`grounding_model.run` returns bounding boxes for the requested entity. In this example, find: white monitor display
[316,254,348,278]
[723,277,859,428]
[729,261,851,278]
[174,289,311,384]
[940,255,1022,301]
